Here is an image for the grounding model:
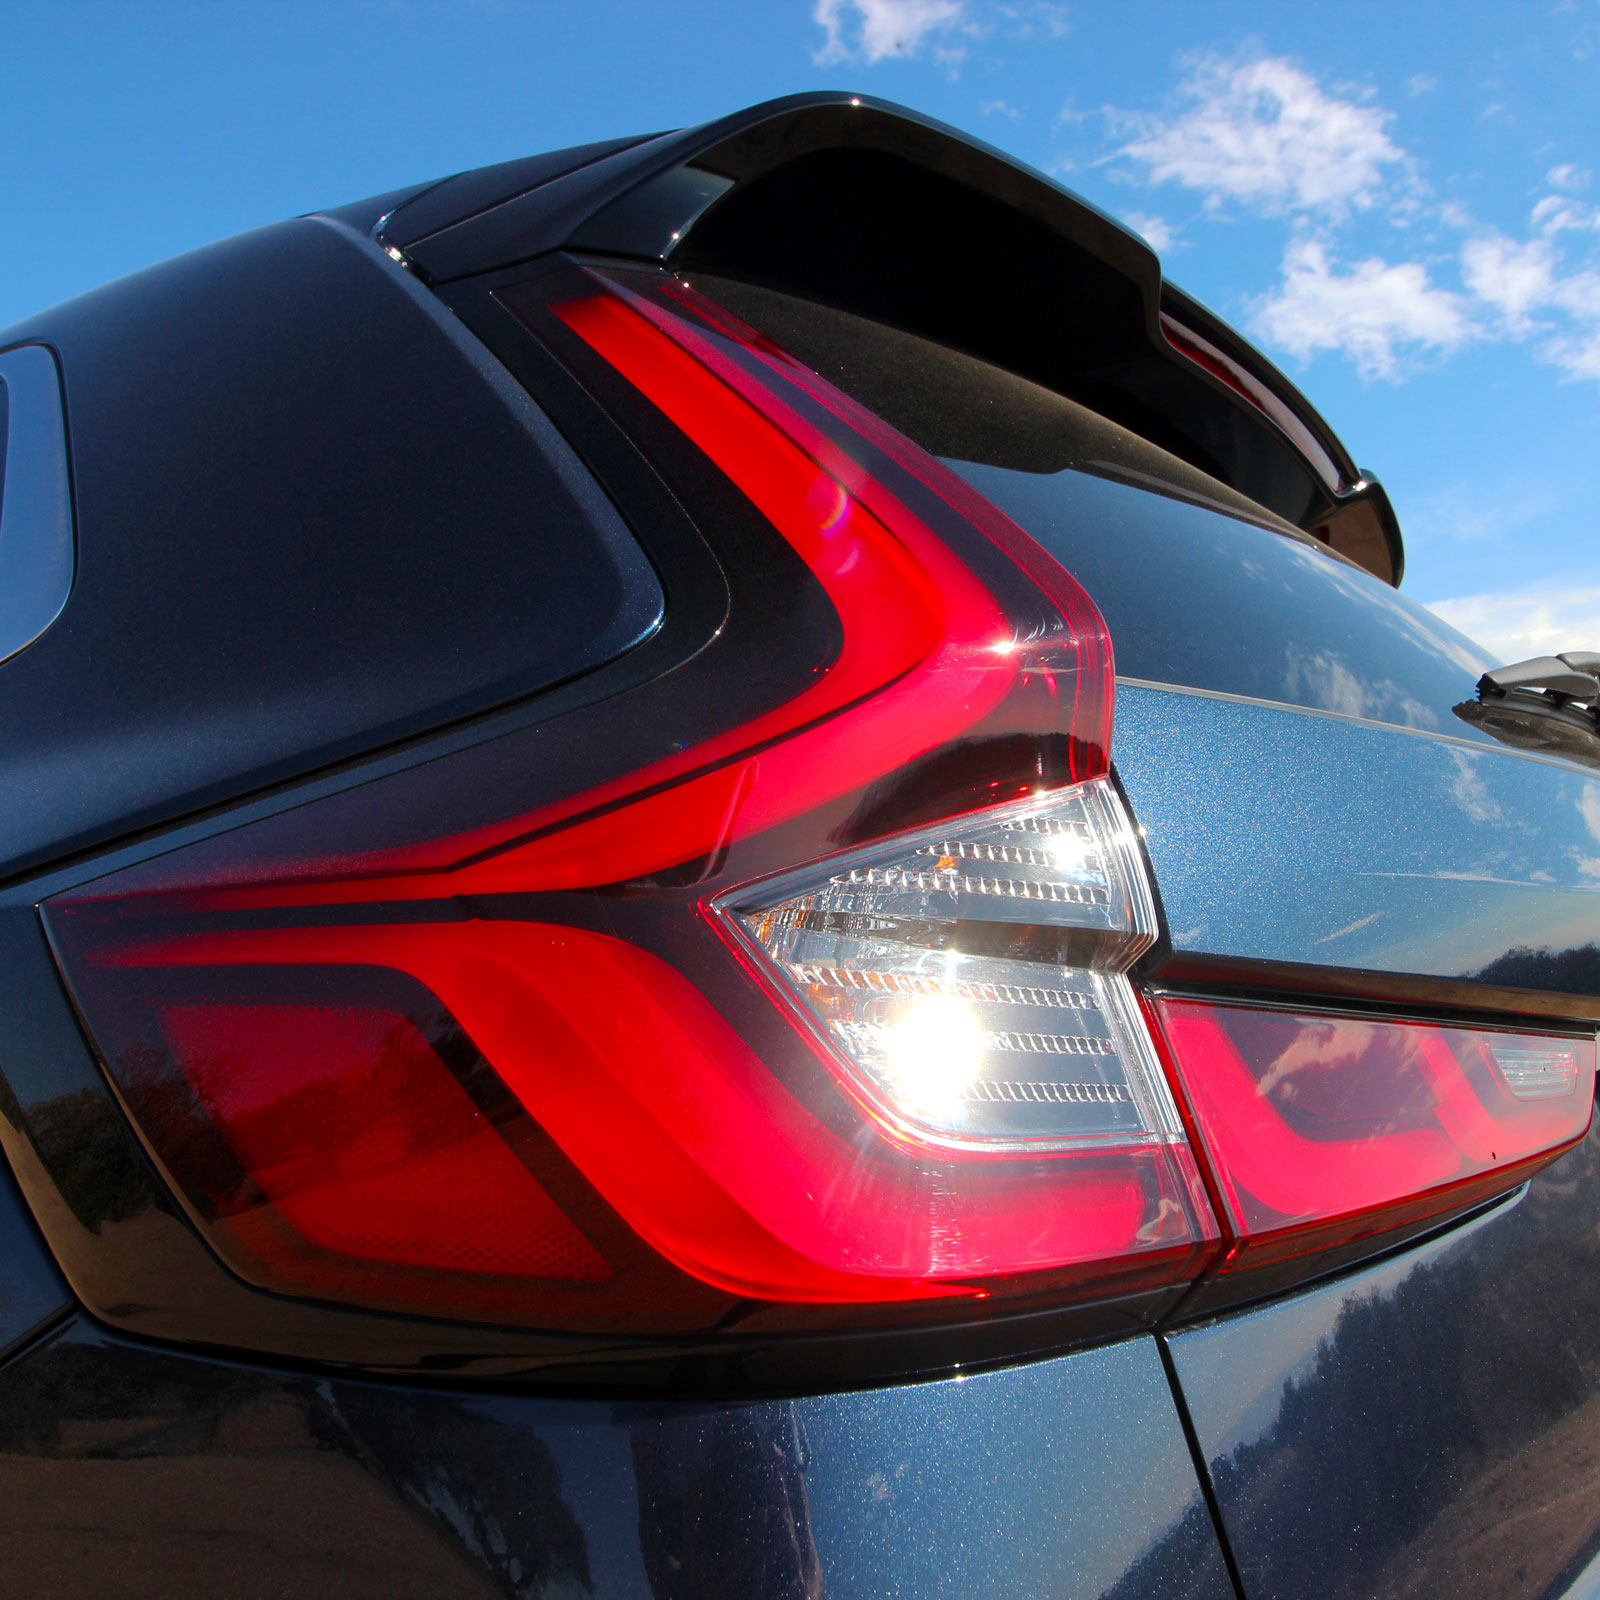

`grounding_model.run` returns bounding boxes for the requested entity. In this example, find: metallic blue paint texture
[0,1324,1232,1600]
[1117,682,1600,984]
